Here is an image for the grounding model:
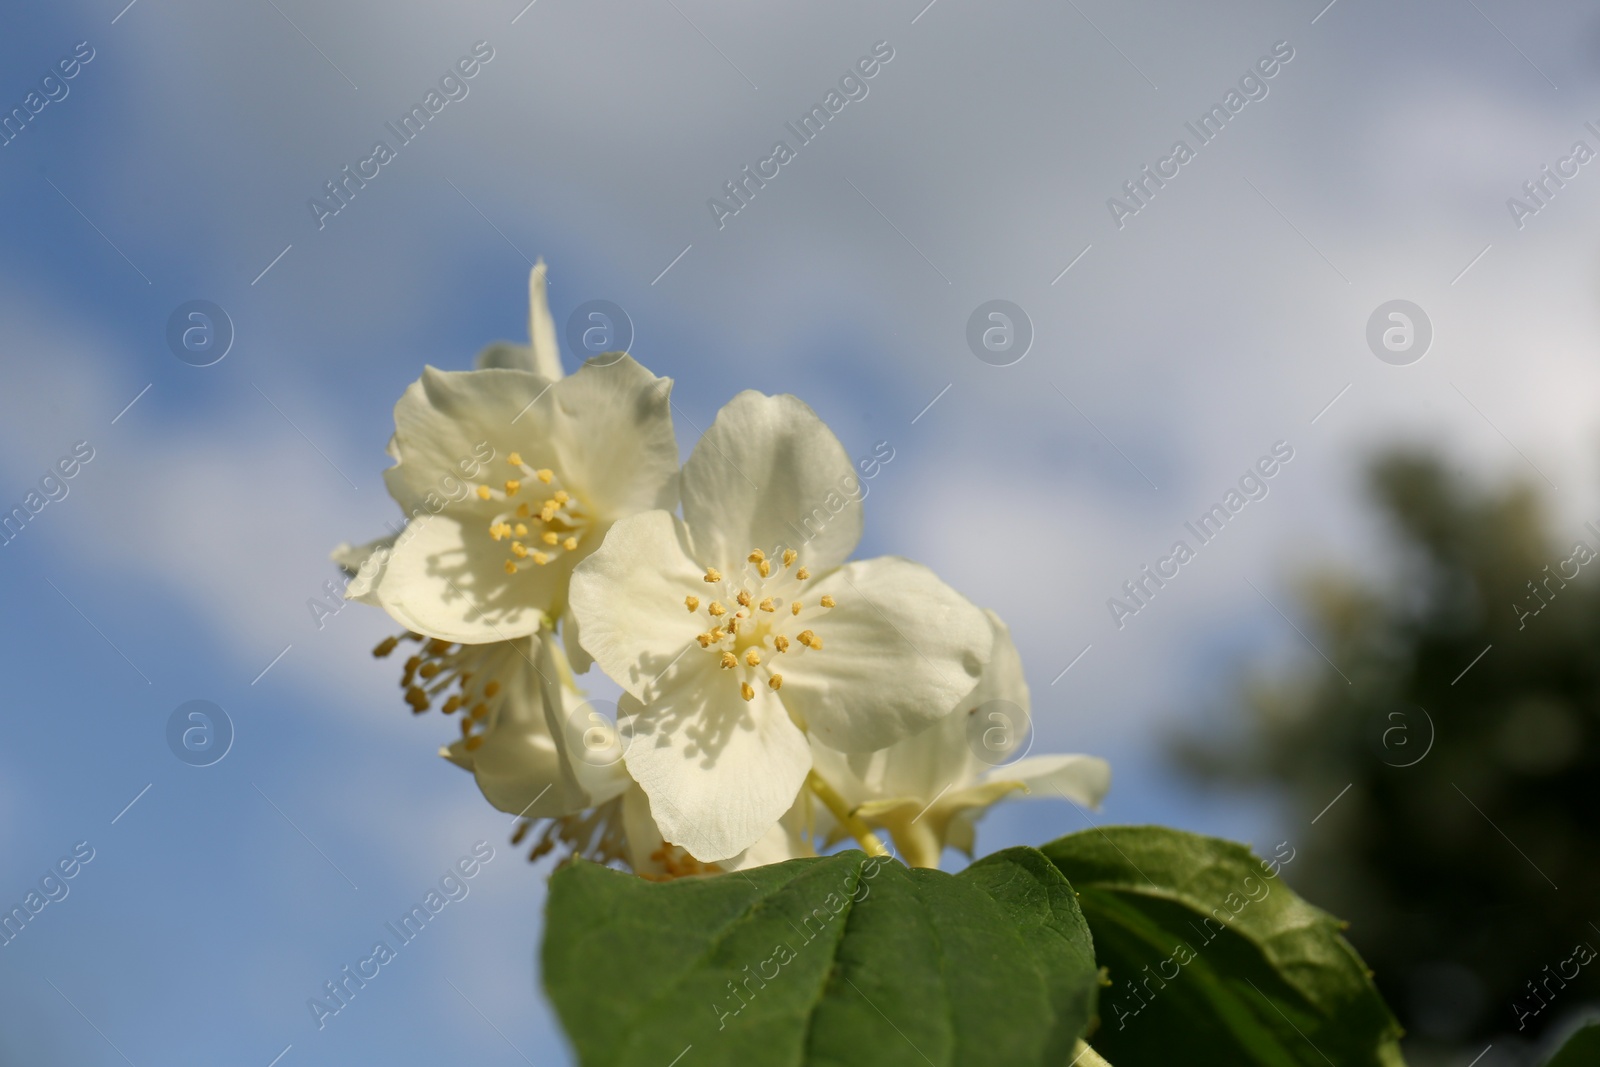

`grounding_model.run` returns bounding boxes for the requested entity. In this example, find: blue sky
[4,0,1600,1062]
